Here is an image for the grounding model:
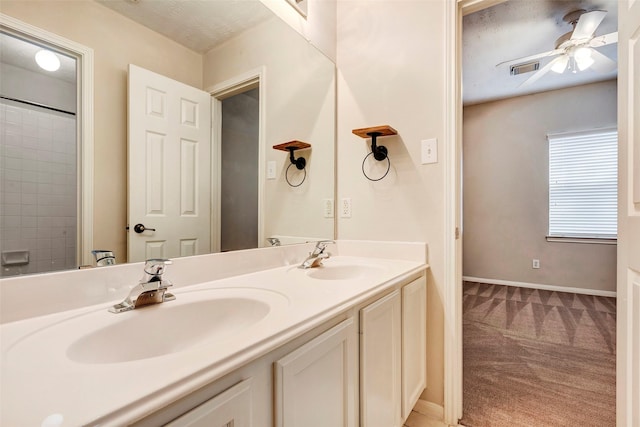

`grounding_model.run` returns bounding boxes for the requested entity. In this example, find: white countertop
[1,255,426,426]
